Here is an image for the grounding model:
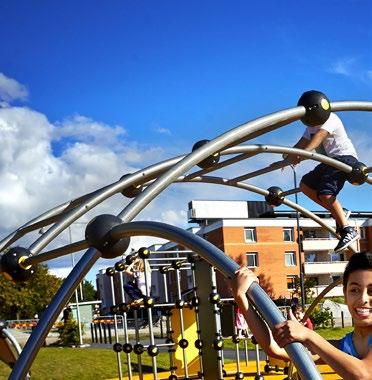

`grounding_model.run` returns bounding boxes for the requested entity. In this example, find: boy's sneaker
[335,208,351,235]
[334,226,359,252]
